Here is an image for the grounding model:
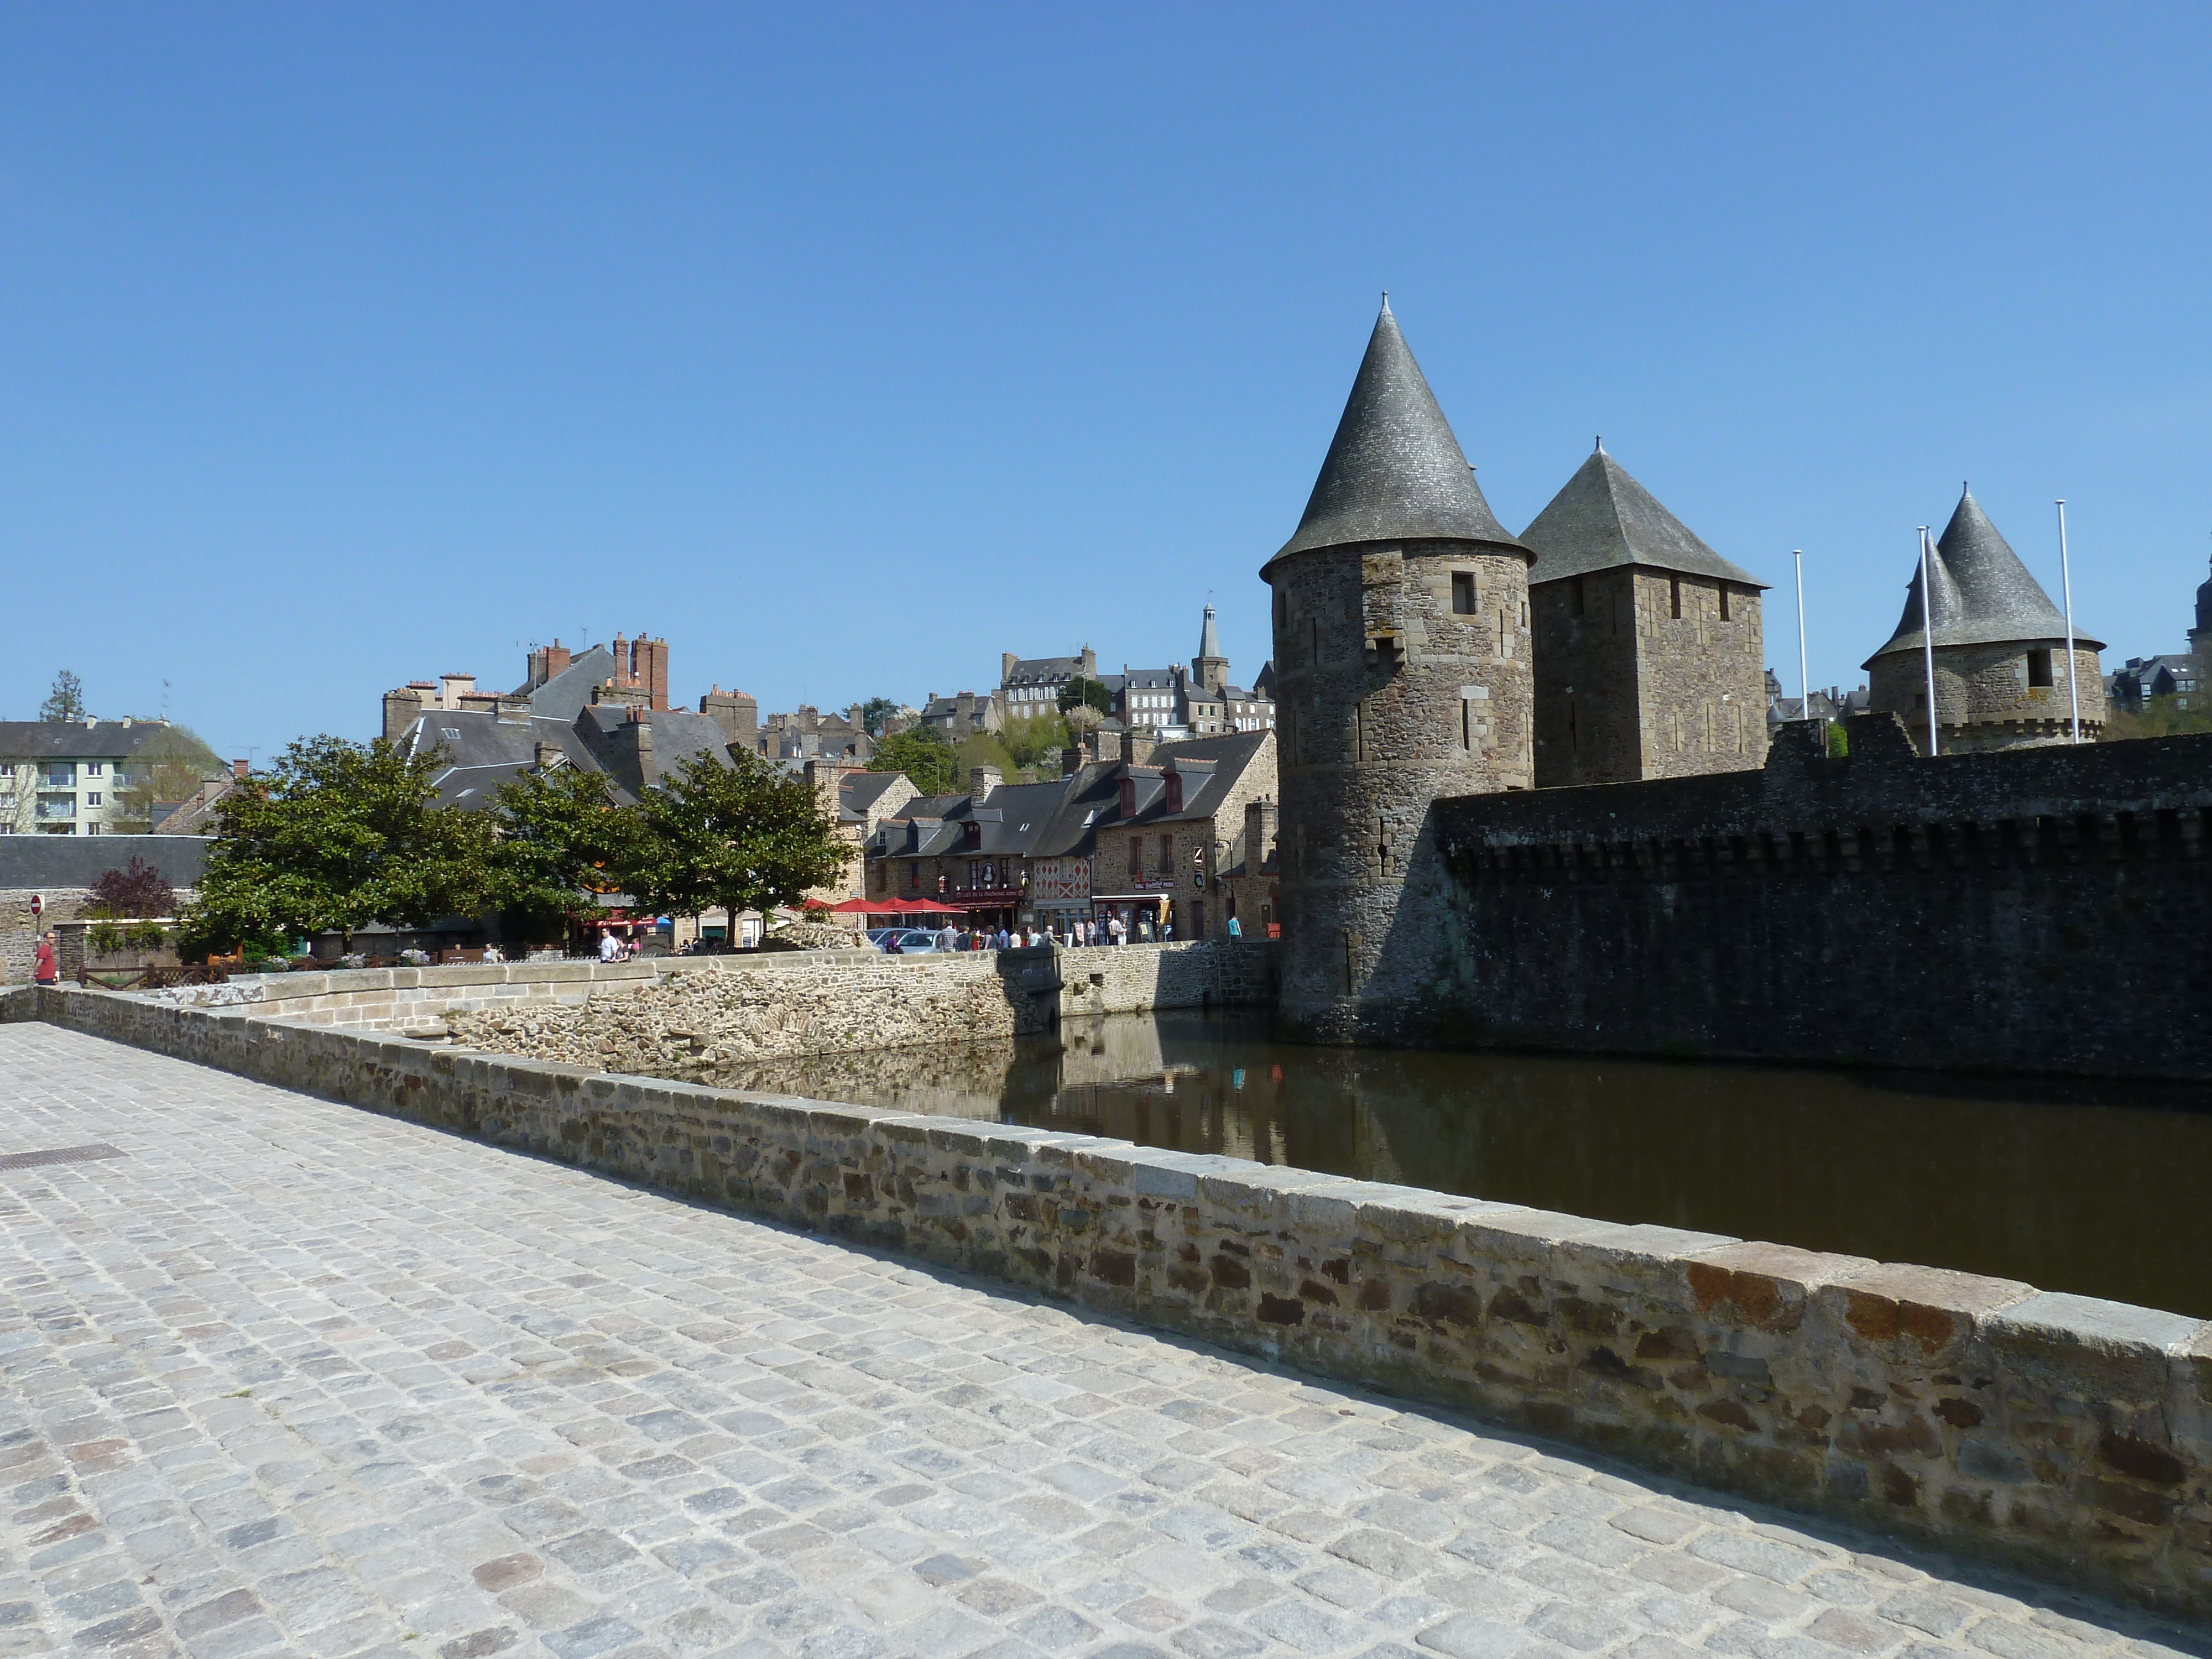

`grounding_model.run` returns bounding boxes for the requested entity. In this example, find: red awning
[821,898,875,914]
[885,896,963,914]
